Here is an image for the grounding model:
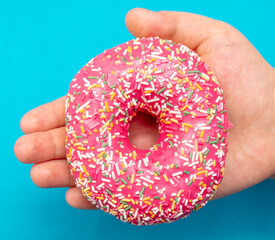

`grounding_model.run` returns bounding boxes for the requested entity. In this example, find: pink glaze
[65,37,230,225]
